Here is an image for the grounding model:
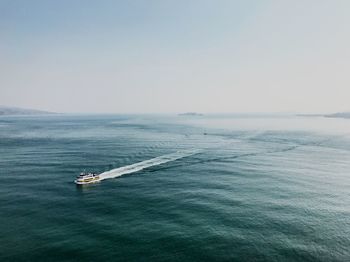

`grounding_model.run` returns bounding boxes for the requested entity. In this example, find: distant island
[178,112,204,116]
[297,112,350,119]
[0,106,55,116]
[324,112,350,119]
